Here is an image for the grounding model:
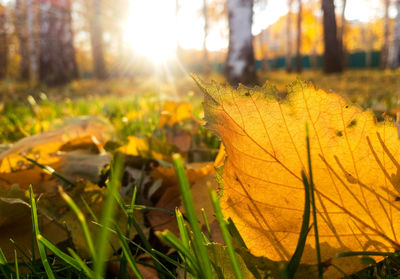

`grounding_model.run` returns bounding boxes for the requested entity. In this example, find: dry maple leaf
[193,75,400,277]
